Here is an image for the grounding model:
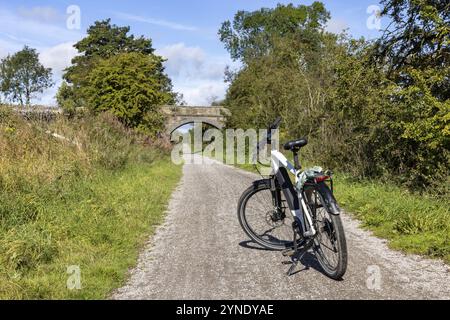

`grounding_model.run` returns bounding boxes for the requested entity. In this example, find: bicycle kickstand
[285,239,314,277]
[281,229,300,276]
[282,222,314,276]
[287,249,308,277]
